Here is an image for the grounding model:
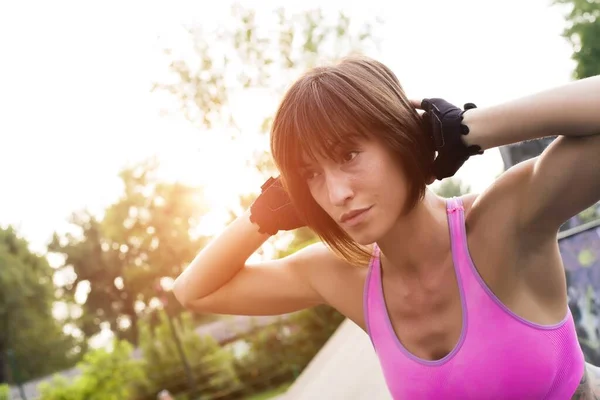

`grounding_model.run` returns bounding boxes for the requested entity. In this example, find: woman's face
[300,137,409,245]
